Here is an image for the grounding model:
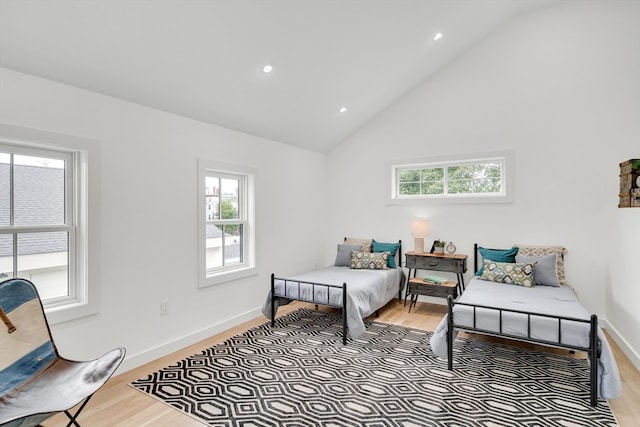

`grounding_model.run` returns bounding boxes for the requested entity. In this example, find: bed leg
[447,295,454,371]
[342,283,347,345]
[590,314,598,407]
[270,274,275,327]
